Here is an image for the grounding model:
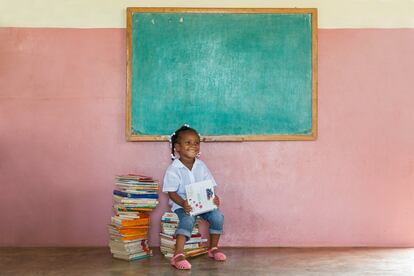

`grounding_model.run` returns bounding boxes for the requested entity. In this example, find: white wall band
[1,0,414,28]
